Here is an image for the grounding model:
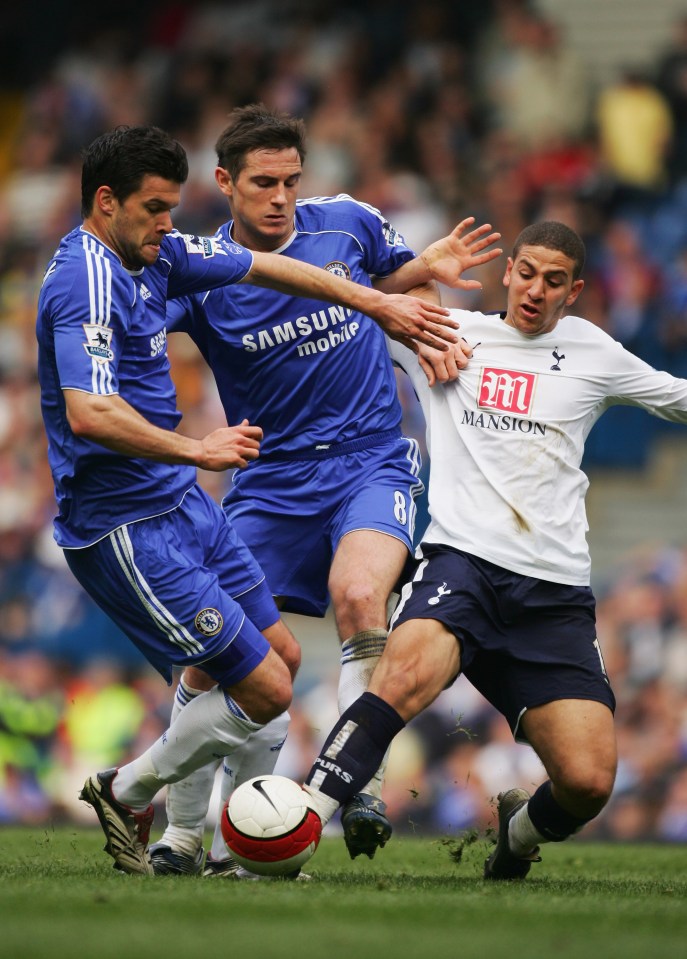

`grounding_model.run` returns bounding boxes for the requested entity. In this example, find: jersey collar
[227,222,298,255]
